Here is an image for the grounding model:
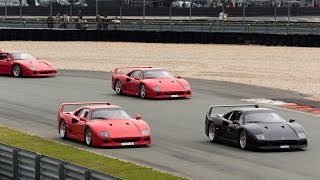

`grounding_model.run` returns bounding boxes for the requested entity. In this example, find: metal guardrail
[0,143,120,180]
[1,20,320,35]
